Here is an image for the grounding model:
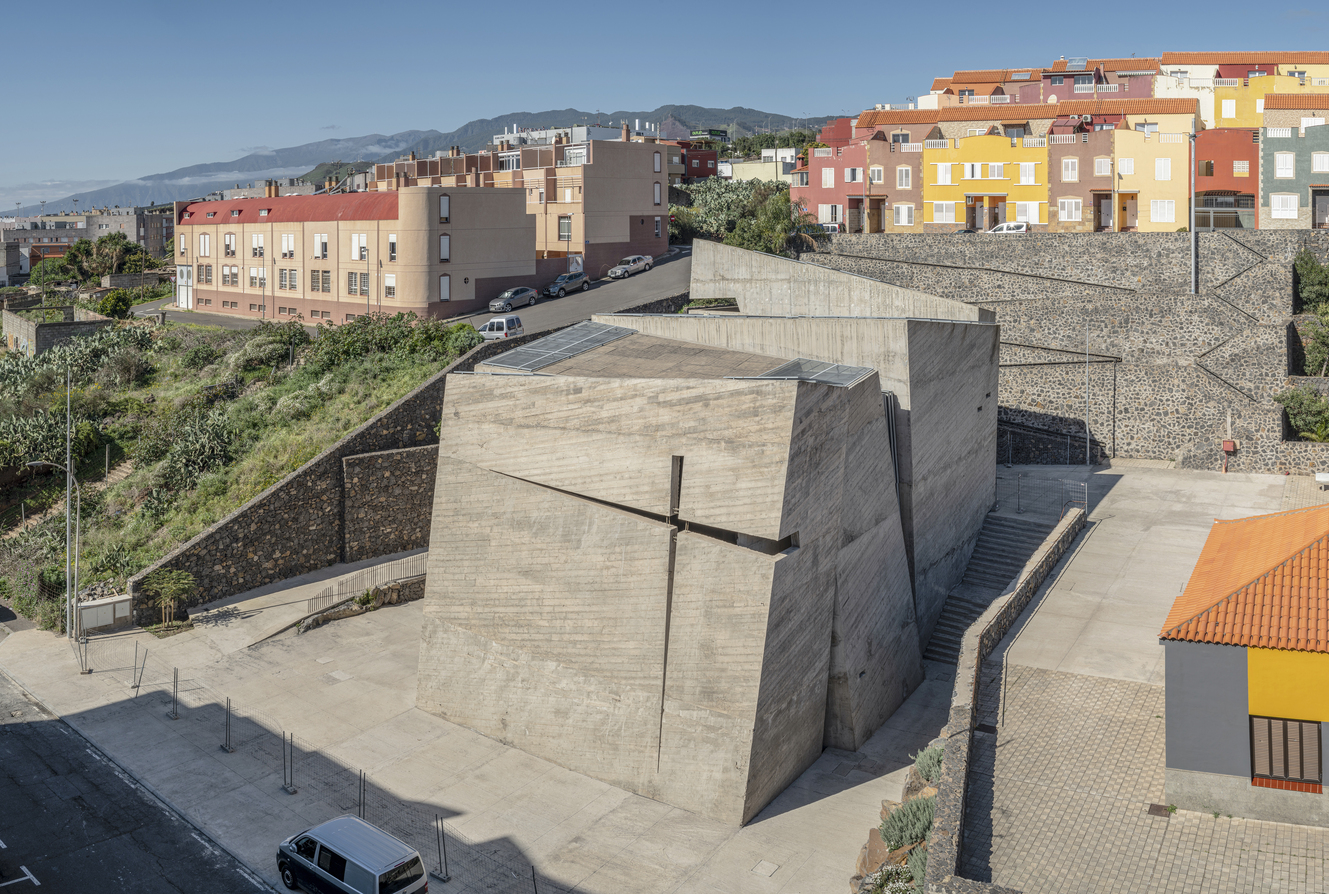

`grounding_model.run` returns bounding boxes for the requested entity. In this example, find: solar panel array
[1067,57,1089,71]
[481,320,636,372]
[745,358,875,388]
